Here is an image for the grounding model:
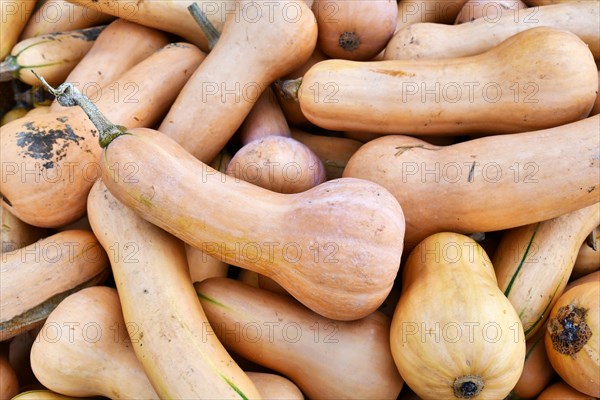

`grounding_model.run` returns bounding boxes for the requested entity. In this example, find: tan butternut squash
[455,0,527,24]
[0,230,108,341]
[0,42,204,228]
[0,26,105,86]
[525,0,586,5]
[537,381,597,400]
[566,271,600,293]
[30,286,159,399]
[240,88,291,145]
[66,0,223,51]
[386,2,599,60]
[494,204,600,339]
[40,75,406,320]
[396,0,468,32]
[49,19,169,112]
[297,27,598,135]
[573,226,600,278]
[510,328,555,399]
[247,372,304,400]
[0,0,36,60]
[196,277,404,399]
[391,232,525,399]
[0,354,19,400]
[20,0,113,38]
[343,116,600,249]
[1,205,46,253]
[312,0,397,61]
[591,69,600,116]
[291,129,362,180]
[12,390,100,399]
[87,179,261,399]
[226,136,326,193]
[545,282,600,397]
[159,0,317,163]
